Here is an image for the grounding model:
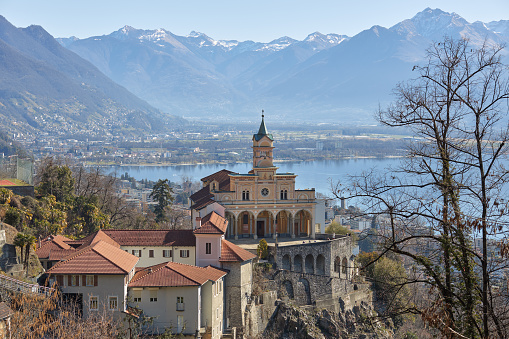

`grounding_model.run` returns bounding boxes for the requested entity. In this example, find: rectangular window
[86,275,94,287]
[89,296,98,310]
[150,290,158,302]
[71,275,79,286]
[132,250,141,257]
[206,243,211,254]
[163,249,172,258]
[180,250,189,258]
[149,250,154,258]
[176,296,184,311]
[133,289,142,303]
[109,296,118,310]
